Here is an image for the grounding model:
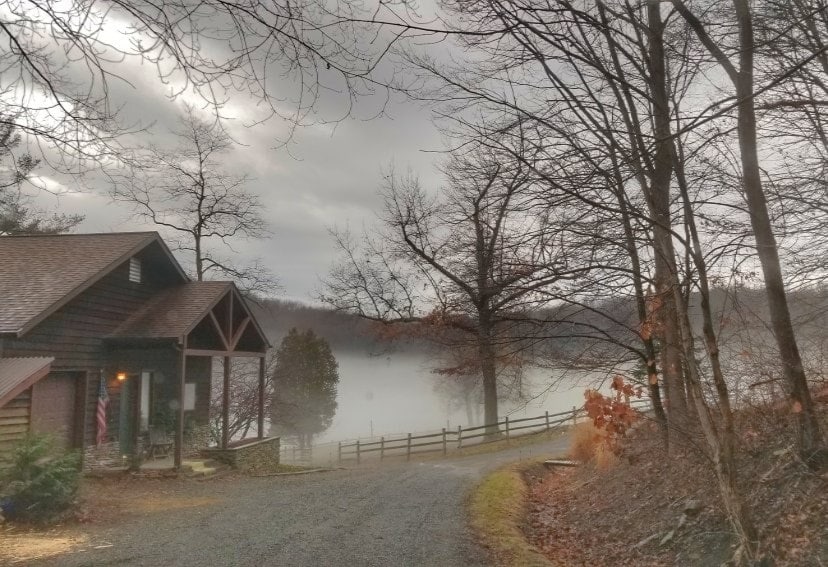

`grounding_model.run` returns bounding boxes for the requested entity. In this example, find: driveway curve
[29,437,568,567]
